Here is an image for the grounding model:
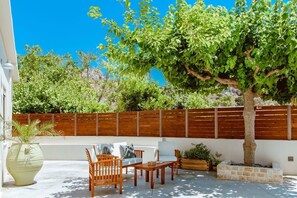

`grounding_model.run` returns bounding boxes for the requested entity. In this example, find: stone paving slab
[3,161,297,198]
